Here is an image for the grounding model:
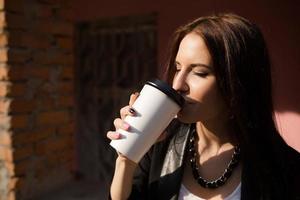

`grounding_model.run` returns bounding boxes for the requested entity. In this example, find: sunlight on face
[173,33,227,123]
